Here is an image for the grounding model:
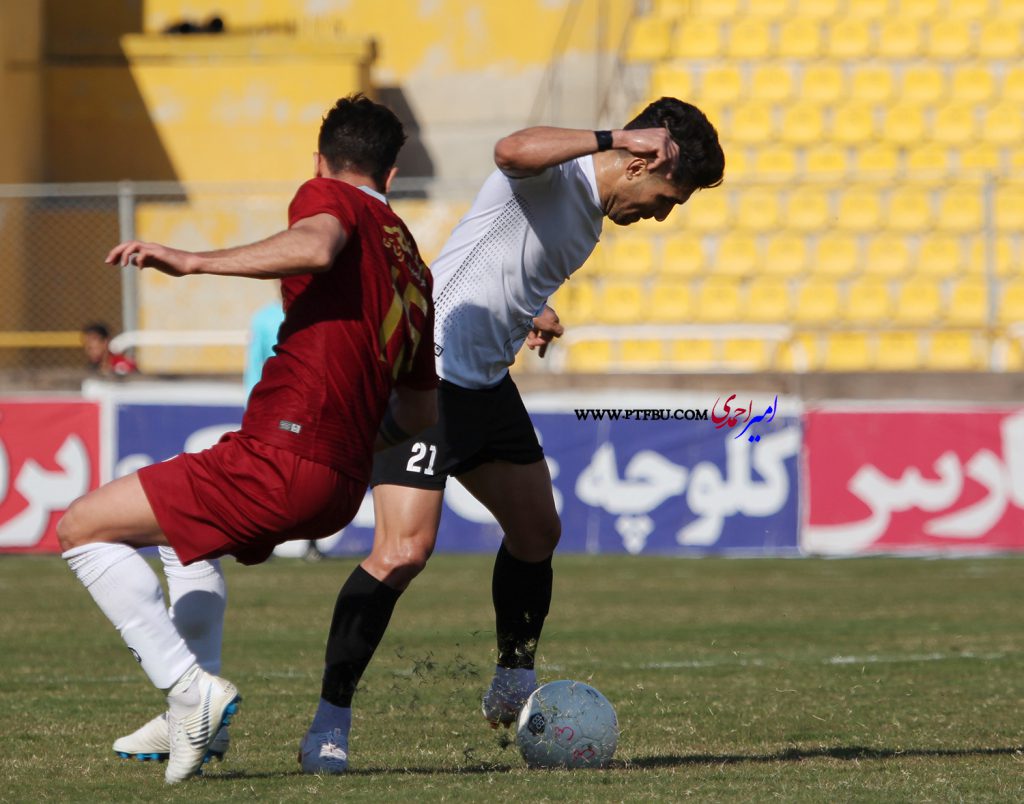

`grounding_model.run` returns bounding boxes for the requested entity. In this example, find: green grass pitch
[2,553,1022,802]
